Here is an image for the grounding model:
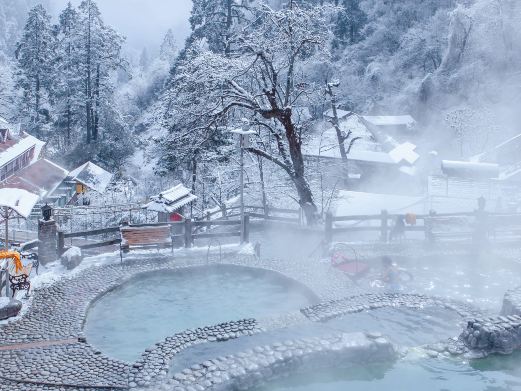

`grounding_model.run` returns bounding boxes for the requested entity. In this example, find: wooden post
[424,210,435,243]
[184,218,193,248]
[325,212,333,245]
[5,269,9,297]
[57,231,65,257]
[243,212,250,243]
[380,210,388,243]
[4,206,9,250]
[223,205,228,220]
